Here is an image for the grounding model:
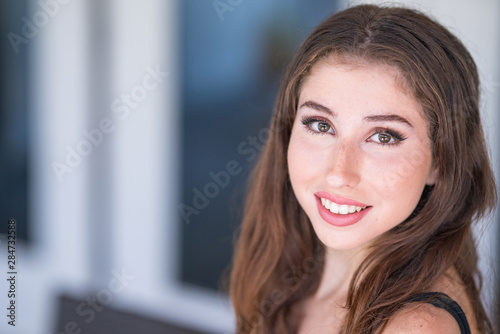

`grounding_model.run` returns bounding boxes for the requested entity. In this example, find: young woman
[229,4,497,334]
